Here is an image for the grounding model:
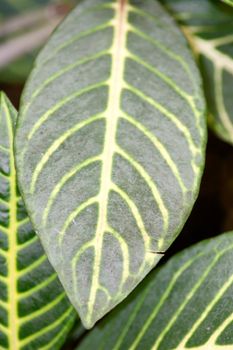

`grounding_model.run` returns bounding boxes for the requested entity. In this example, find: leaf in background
[0,0,76,83]
[15,0,206,328]
[78,231,233,350]
[0,92,76,349]
[221,0,233,7]
[161,0,233,145]
[0,0,59,16]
